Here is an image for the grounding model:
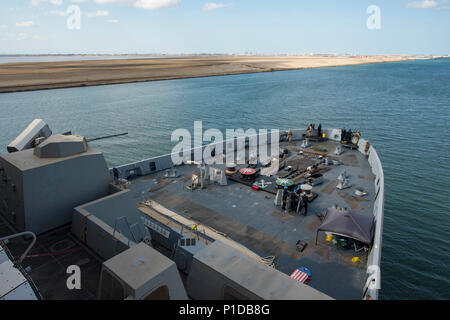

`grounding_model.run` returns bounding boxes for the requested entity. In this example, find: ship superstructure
[0,120,384,300]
